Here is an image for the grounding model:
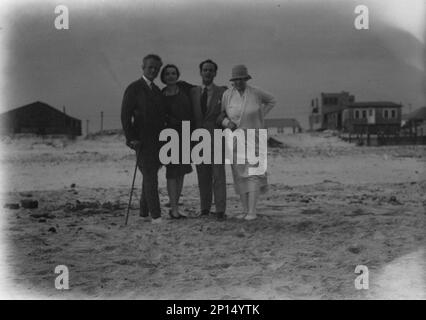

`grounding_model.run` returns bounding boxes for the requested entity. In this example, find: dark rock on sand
[348,246,361,254]
[19,192,33,198]
[65,200,101,212]
[30,213,56,219]
[4,203,20,209]
[21,199,38,209]
[388,196,402,205]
